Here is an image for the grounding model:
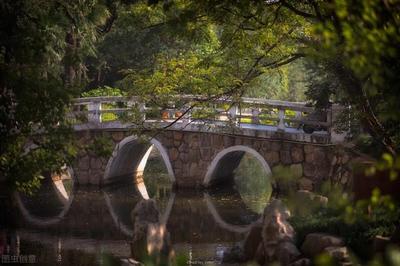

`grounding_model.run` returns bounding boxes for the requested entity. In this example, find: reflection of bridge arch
[15,169,74,227]
[103,136,175,197]
[204,192,262,234]
[104,187,175,237]
[203,145,271,187]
